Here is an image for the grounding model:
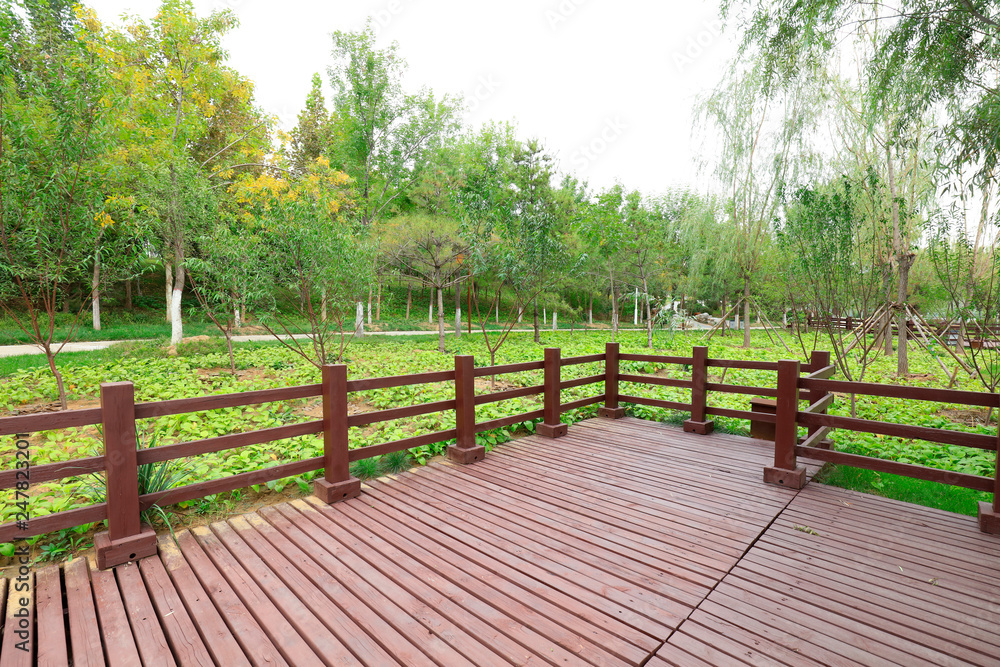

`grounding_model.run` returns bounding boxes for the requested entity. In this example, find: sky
[84,0,737,196]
